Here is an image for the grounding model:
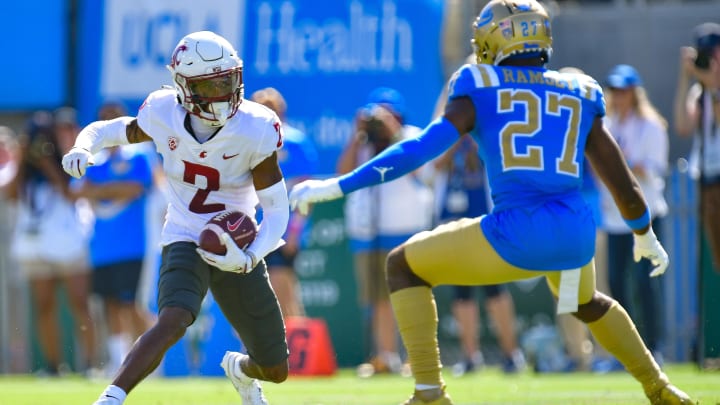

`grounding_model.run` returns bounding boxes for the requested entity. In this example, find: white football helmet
[167,31,243,127]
